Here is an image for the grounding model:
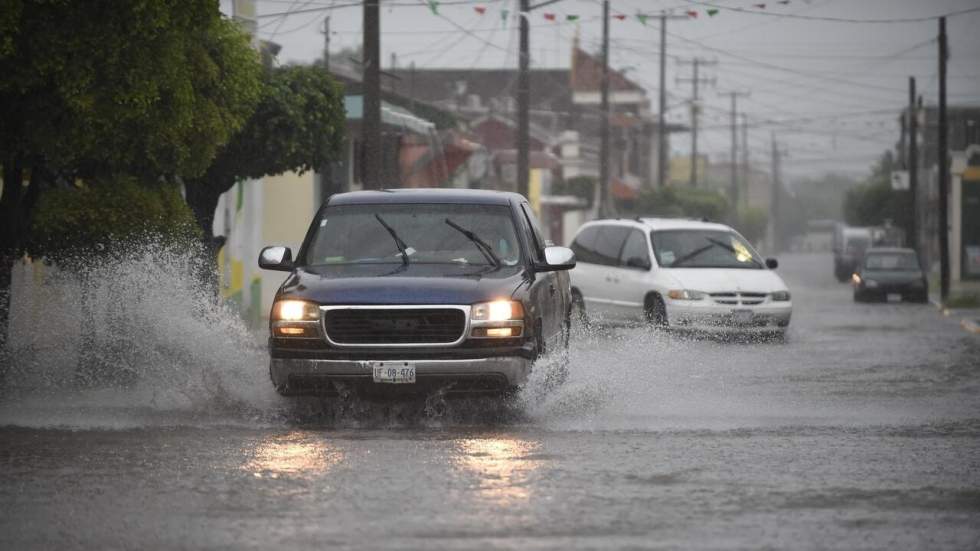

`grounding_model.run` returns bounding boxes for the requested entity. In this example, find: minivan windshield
[302,203,522,267]
[864,252,919,271]
[651,229,763,269]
